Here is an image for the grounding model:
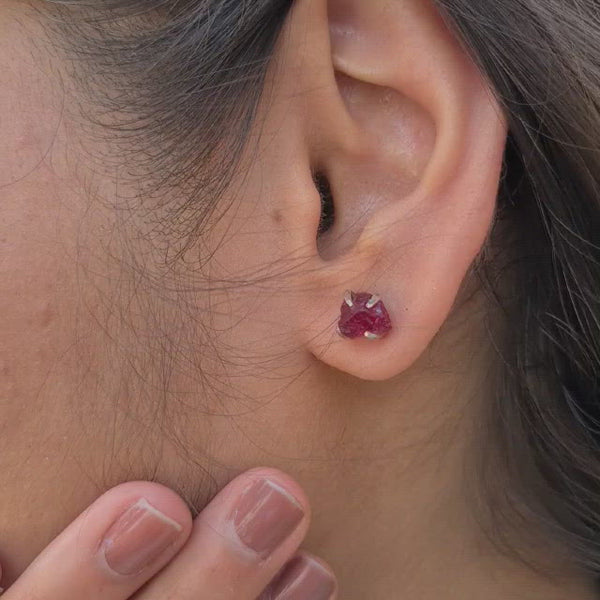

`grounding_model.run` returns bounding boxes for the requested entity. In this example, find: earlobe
[283,0,507,381]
